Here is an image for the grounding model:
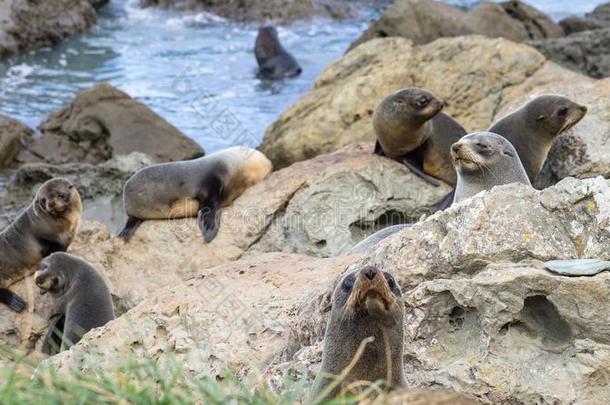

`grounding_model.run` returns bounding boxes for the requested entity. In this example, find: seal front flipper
[117,216,144,242]
[0,288,26,312]
[401,156,440,187]
[197,175,224,243]
[436,190,455,212]
[373,140,385,156]
[41,314,65,355]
